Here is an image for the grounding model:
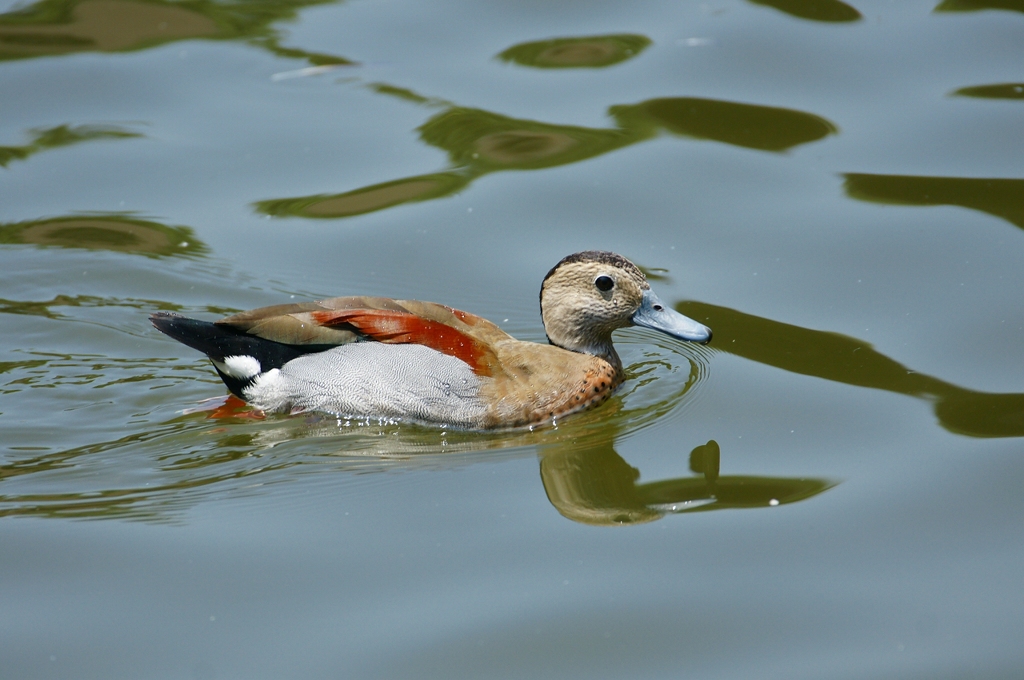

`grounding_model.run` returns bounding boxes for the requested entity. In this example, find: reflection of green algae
[678,300,1024,438]
[257,94,837,219]
[255,107,639,217]
[366,83,440,106]
[0,294,174,319]
[843,174,1024,230]
[0,215,207,257]
[498,34,651,69]
[419,107,634,170]
[0,0,353,65]
[0,0,216,58]
[255,172,471,219]
[952,83,1024,100]
[934,0,1024,13]
[0,124,142,167]
[263,42,352,66]
[613,97,838,152]
[747,0,862,22]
